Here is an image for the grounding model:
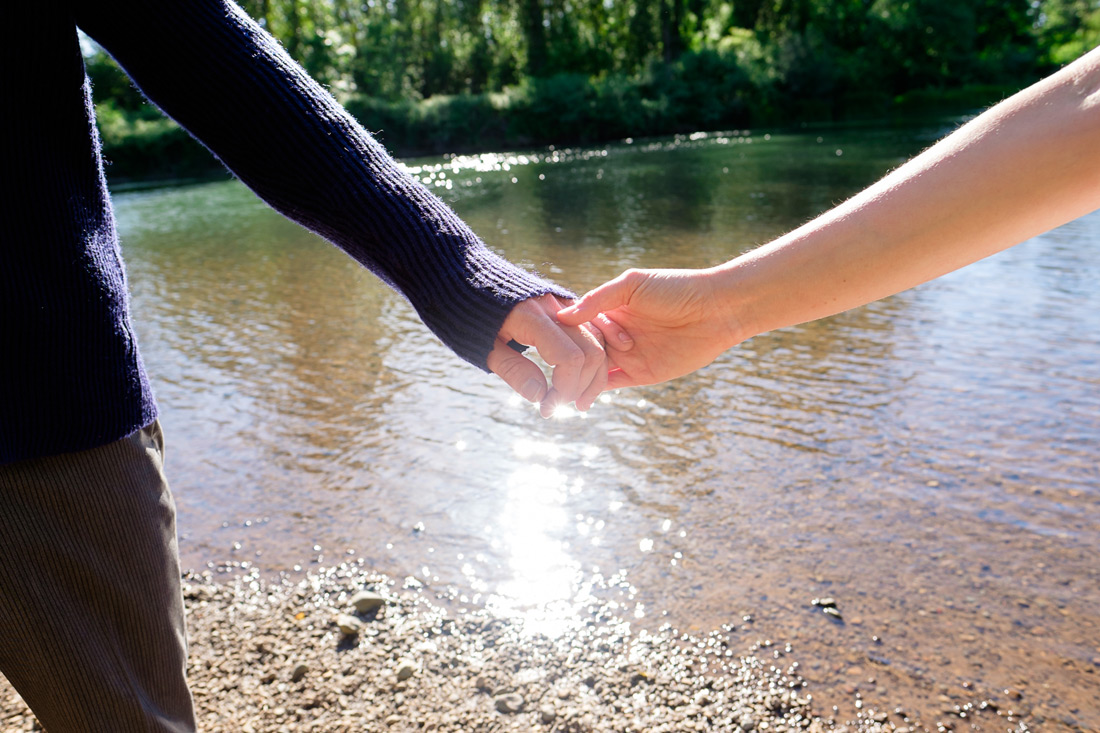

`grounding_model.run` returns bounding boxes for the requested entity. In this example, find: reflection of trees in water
[528,145,727,274]
[435,130,938,517]
[450,127,940,293]
[124,185,408,490]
